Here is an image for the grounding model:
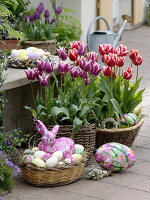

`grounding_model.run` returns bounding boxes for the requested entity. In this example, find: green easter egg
[74,149,84,154]
[128,113,138,122]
